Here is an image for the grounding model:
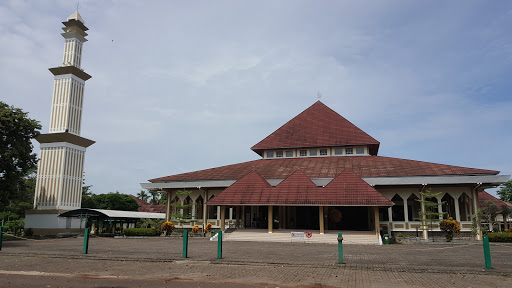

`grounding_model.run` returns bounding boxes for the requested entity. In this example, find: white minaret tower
[26,12,94,233]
